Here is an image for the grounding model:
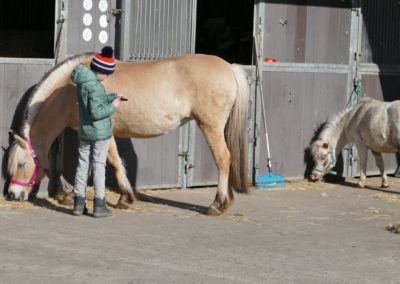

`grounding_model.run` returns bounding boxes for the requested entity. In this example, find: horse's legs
[107,136,136,208]
[371,151,389,188]
[200,125,233,216]
[356,144,368,188]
